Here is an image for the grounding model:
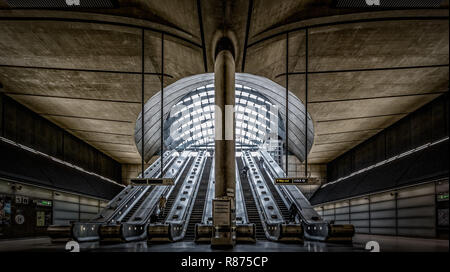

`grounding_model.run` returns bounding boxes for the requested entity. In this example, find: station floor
[0,234,448,252]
